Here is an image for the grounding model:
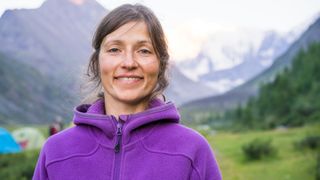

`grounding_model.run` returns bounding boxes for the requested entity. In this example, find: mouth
[114,75,144,83]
